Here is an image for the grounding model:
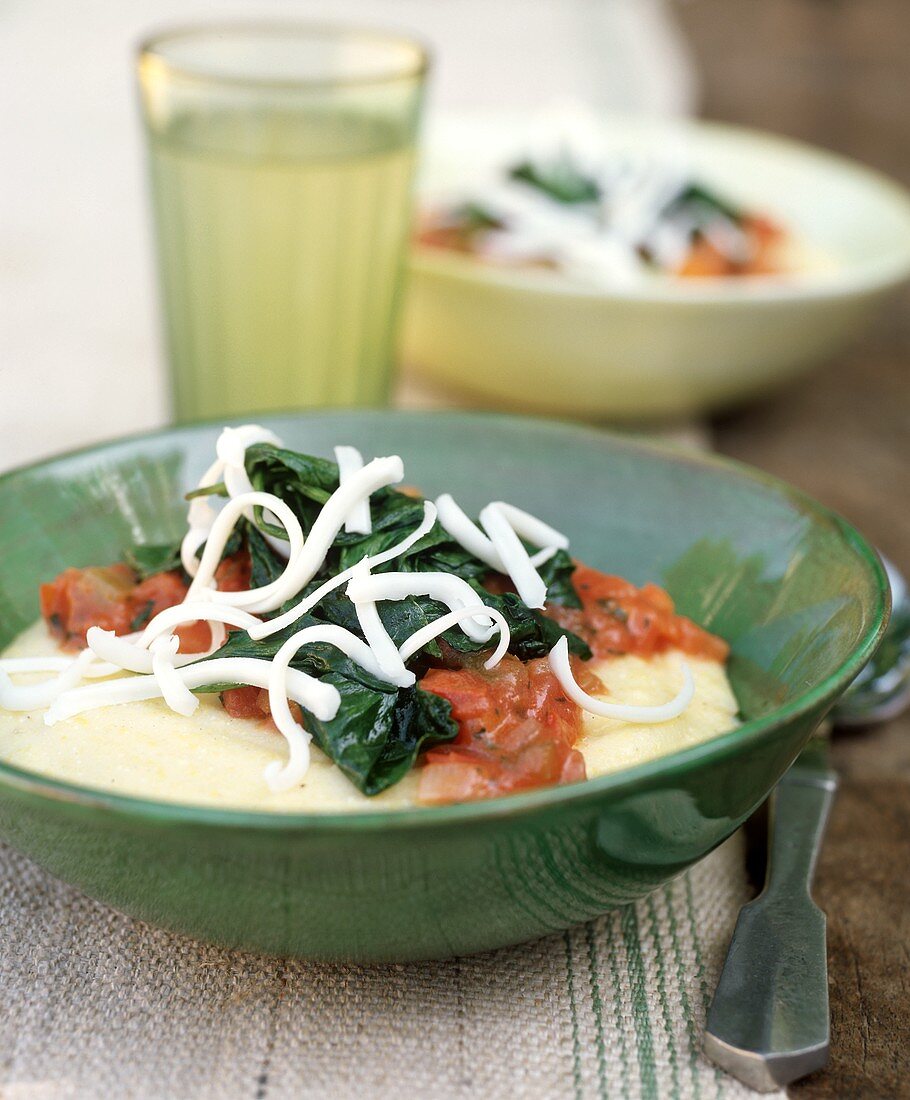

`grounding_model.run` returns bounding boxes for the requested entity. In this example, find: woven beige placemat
[0,831,782,1100]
